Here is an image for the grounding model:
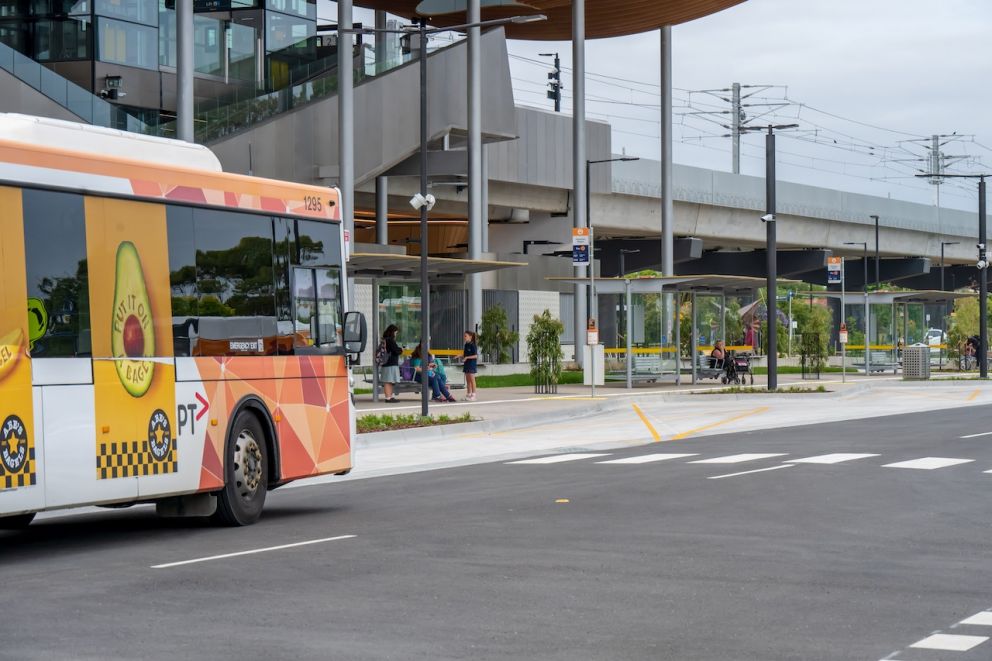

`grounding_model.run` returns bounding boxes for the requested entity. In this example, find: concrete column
[176,0,194,142]
[690,291,697,384]
[338,0,355,240]
[625,280,632,389]
[481,143,490,252]
[375,176,388,245]
[466,0,483,335]
[374,10,387,75]
[572,0,587,366]
[660,26,673,276]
